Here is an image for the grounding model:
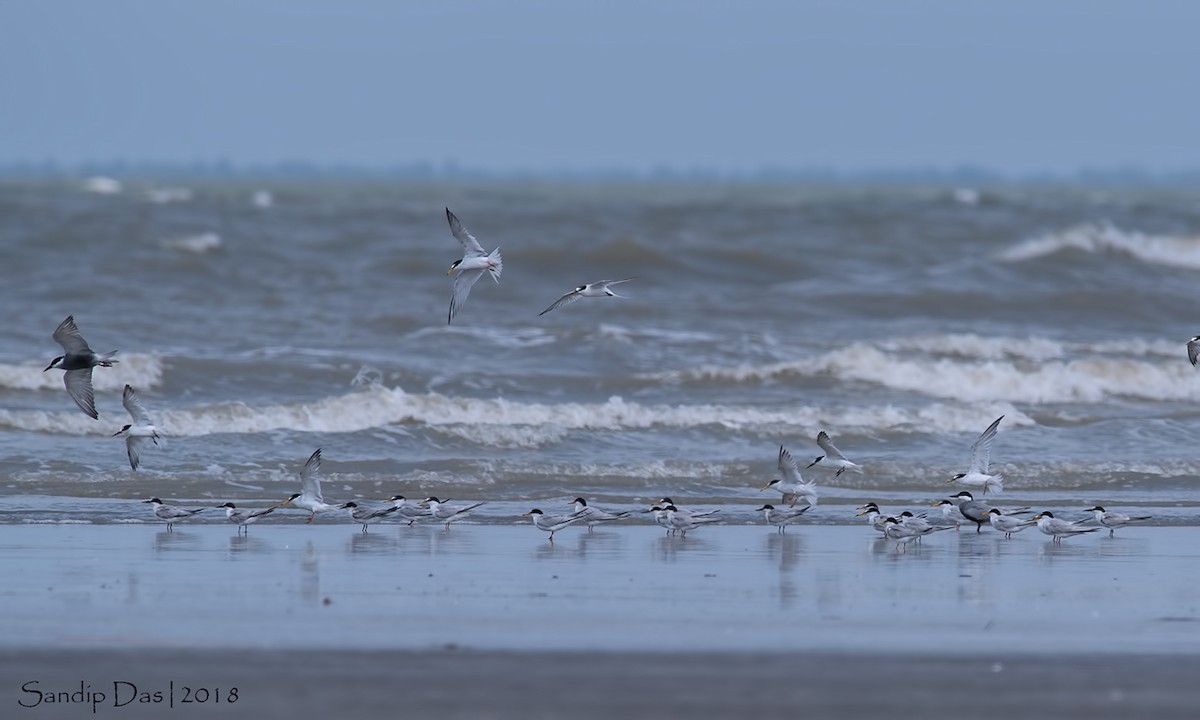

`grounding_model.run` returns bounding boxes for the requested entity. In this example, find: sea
[2,178,1199,525]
